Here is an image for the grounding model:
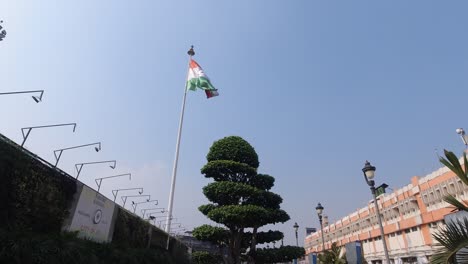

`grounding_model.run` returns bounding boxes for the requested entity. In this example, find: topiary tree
[243,174,290,264]
[193,136,292,264]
